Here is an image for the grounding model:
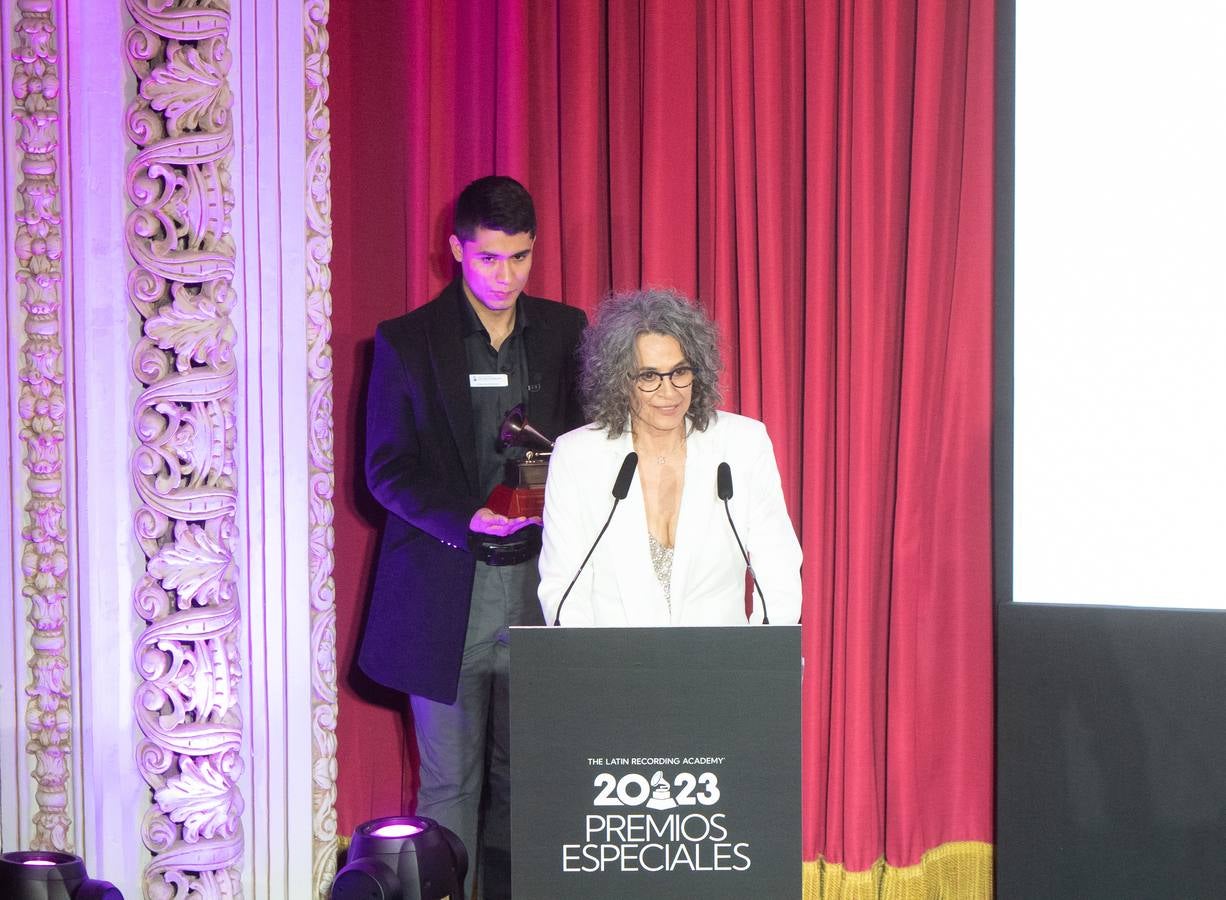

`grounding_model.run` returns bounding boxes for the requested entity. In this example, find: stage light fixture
[331,815,468,900]
[0,850,122,899]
